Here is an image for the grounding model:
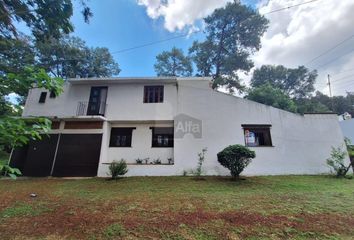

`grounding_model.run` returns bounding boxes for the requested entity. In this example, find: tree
[251,65,317,99]
[35,35,120,78]
[0,0,92,40]
[246,84,298,113]
[217,144,255,179]
[154,47,192,77]
[189,2,268,92]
